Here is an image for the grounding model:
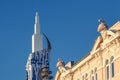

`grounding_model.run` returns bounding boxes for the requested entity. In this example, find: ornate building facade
[55,20,120,80]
